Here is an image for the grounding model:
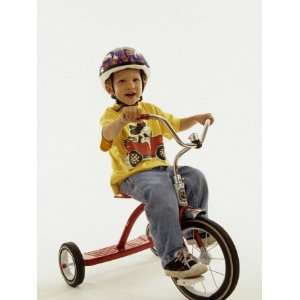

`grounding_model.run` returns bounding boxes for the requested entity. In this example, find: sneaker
[186,232,216,247]
[164,249,208,278]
